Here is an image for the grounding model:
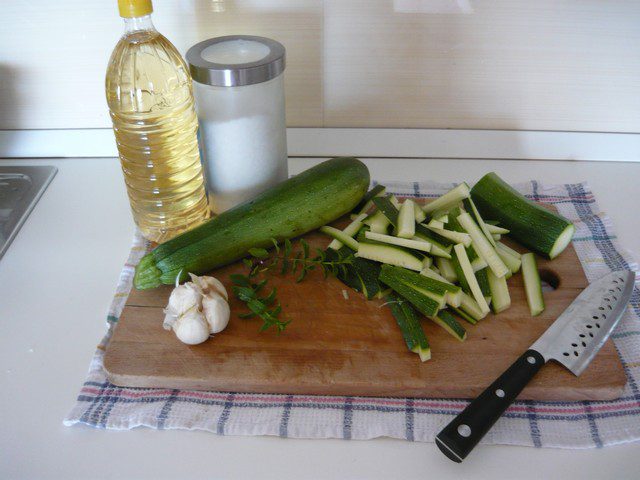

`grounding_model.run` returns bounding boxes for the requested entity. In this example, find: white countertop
[1,156,640,479]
